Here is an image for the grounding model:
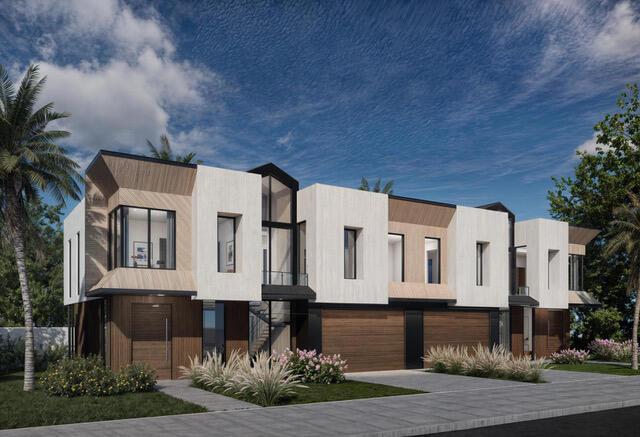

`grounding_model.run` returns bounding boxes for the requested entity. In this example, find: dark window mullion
[147,209,151,268]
